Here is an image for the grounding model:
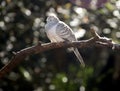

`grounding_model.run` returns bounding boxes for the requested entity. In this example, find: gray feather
[56,21,76,41]
[73,48,85,67]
